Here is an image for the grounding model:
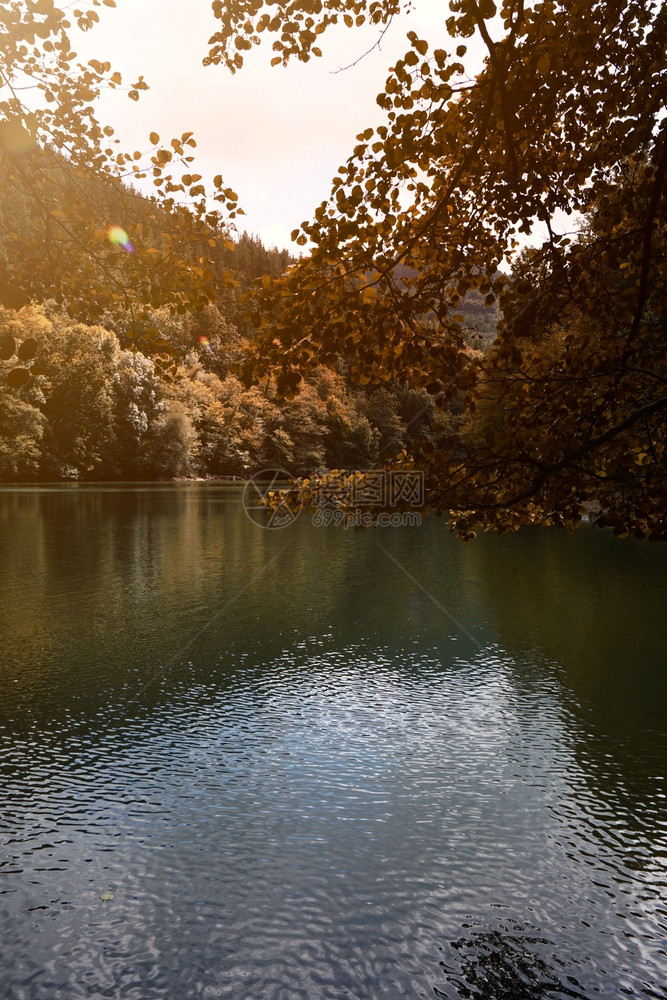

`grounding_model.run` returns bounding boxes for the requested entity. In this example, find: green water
[1,484,666,999]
